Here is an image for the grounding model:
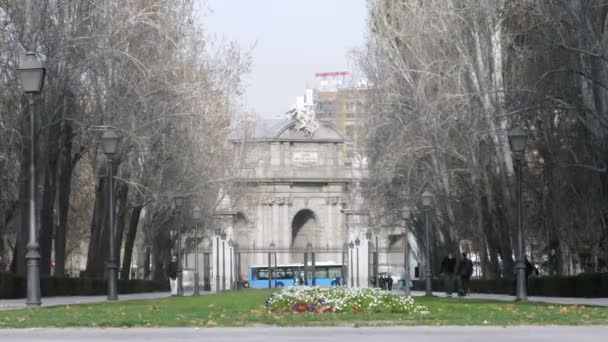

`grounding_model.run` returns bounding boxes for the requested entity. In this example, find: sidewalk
[408,290,608,307]
[0,292,172,310]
